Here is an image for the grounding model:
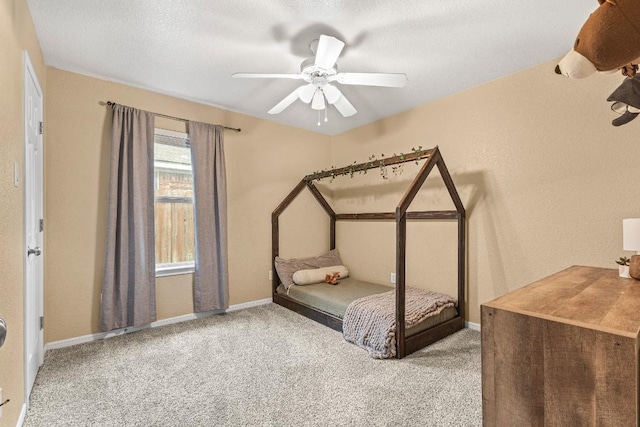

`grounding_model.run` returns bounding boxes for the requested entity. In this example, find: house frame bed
[272,146,466,359]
